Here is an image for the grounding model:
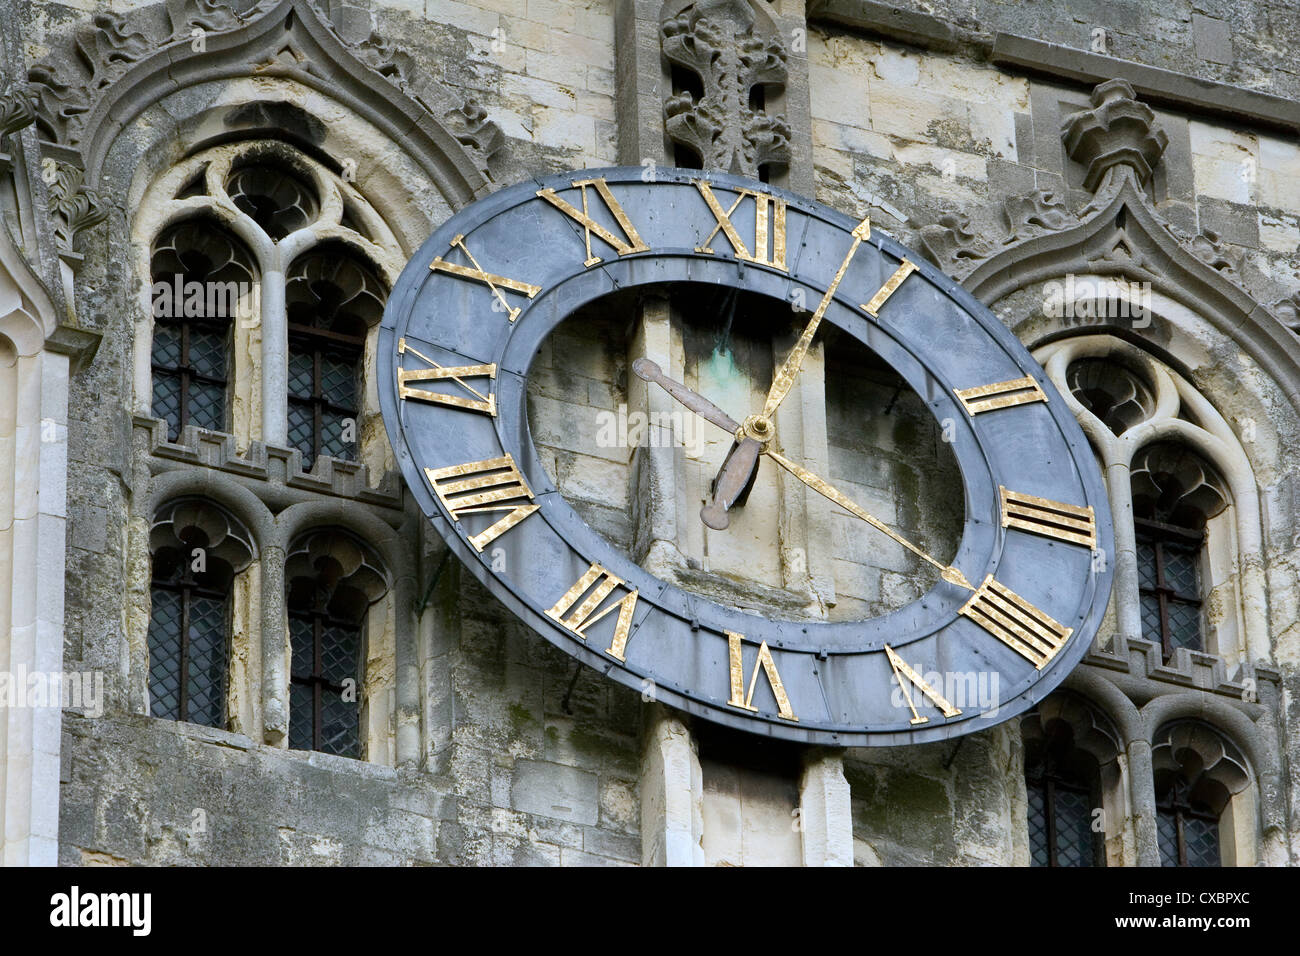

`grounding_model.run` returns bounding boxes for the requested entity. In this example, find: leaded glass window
[150,222,255,441]
[1136,518,1204,658]
[285,251,385,470]
[149,537,230,727]
[1130,443,1227,659]
[285,529,386,758]
[1156,776,1222,867]
[1025,719,1104,867]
